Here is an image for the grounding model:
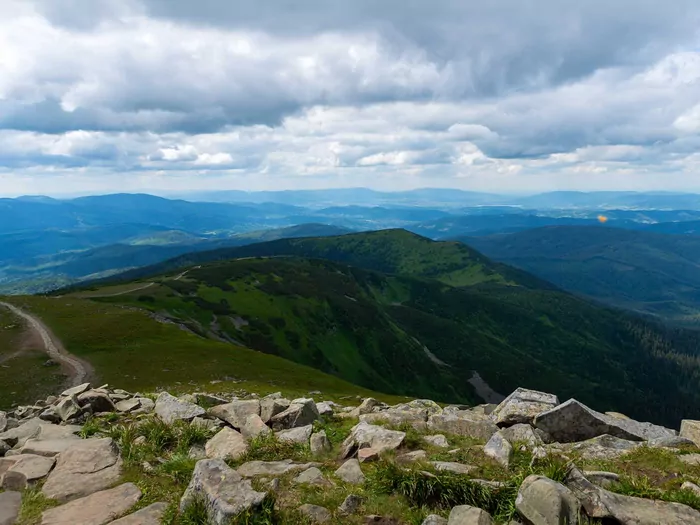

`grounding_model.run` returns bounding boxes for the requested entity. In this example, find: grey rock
[551,434,640,461]
[133,397,155,413]
[194,393,229,407]
[424,434,450,448]
[534,399,676,443]
[41,482,141,525]
[316,402,335,417]
[77,391,115,413]
[293,466,332,487]
[310,430,332,455]
[276,424,313,444]
[361,410,429,431]
[566,466,700,523]
[431,461,475,475]
[298,504,332,523]
[448,505,494,524]
[335,458,365,484]
[191,416,224,433]
[188,444,207,460]
[1,470,27,490]
[680,454,700,466]
[500,423,542,449]
[483,431,513,468]
[108,502,168,525]
[60,383,91,397]
[155,392,205,424]
[4,453,55,483]
[515,475,580,525]
[36,423,81,441]
[205,428,249,461]
[241,414,272,440]
[682,482,700,497]
[648,436,697,449]
[0,491,21,525]
[237,459,320,477]
[0,412,6,434]
[351,398,382,417]
[680,420,700,448]
[42,438,122,502]
[397,450,428,464]
[422,515,448,525]
[115,398,141,413]
[492,388,560,427]
[208,400,261,429]
[21,439,81,458]
[341,422,405,459]
[180,459,267,525]
[394,399,443,414]
[0,440,9,457]
[270,398,319,430]
[428,413,498,441]
[584,471,621,488]
[339,494,364,515]
[260,397,290,423]
[54,397,82,422]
